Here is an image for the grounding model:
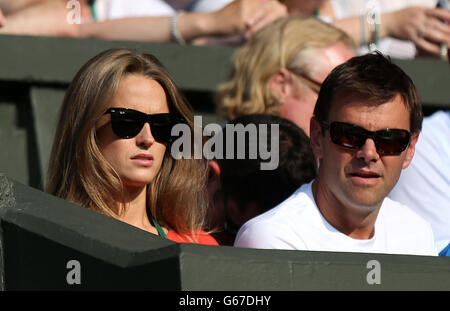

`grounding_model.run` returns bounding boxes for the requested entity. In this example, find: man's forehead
[330,91,402,109]
[328,91,409,114]
[327,92,411,127]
